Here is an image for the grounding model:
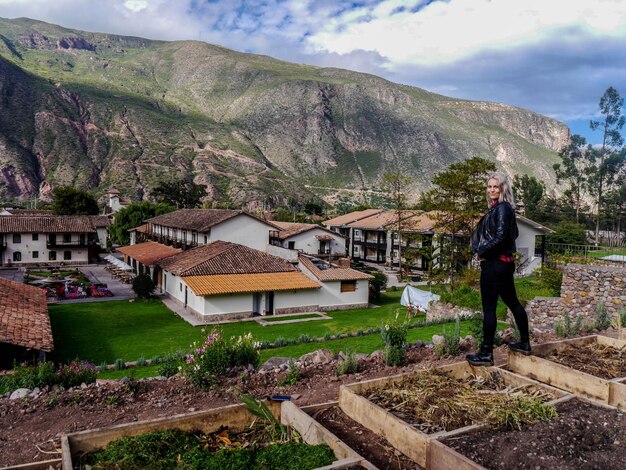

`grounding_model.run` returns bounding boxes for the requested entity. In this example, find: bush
[539,266,563,296]
[383,346,406,366]
[468,313,484,349]
[157,353,182,378]
[57,360,98,388]
[132,273,155,299]
[0,361,57,393]
[380,316,407,348]
[594,301,611,331]
[230,333,260,368]
[369,271,388,301]
[435,318,461,358]
[336,348,359,375]
[554,311,582,338]
[279,360,300,386]
[114,358,126,371]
